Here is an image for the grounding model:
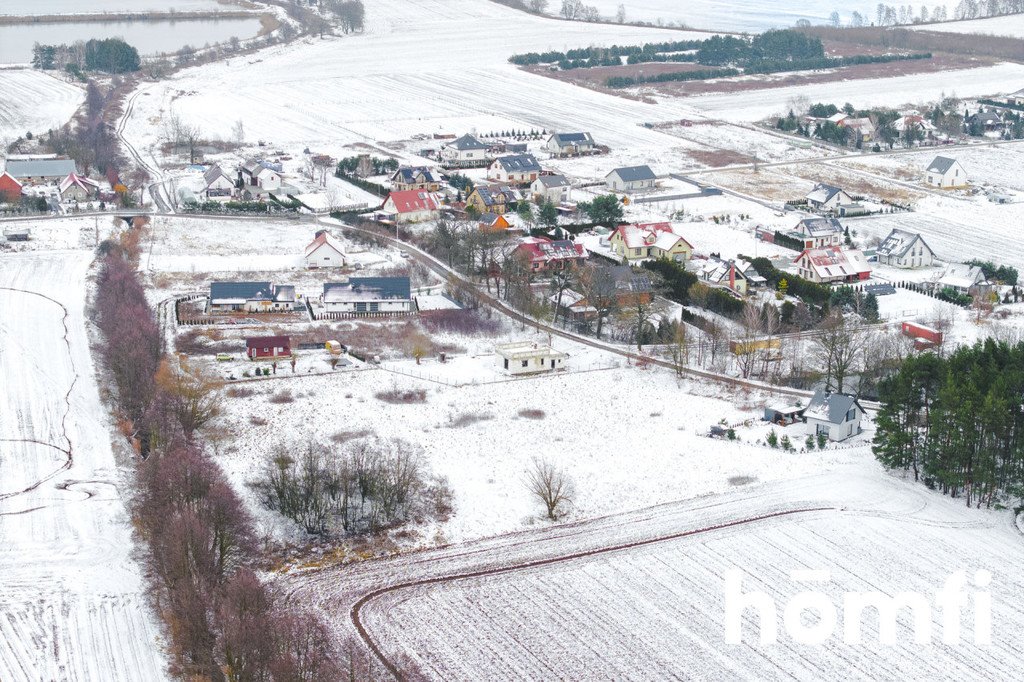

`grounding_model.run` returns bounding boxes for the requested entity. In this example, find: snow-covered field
[0,0,224,15]
[835,142,1024,193]
[0,69,83,142]
[0,251,168,681]
[913,13,1024,38]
